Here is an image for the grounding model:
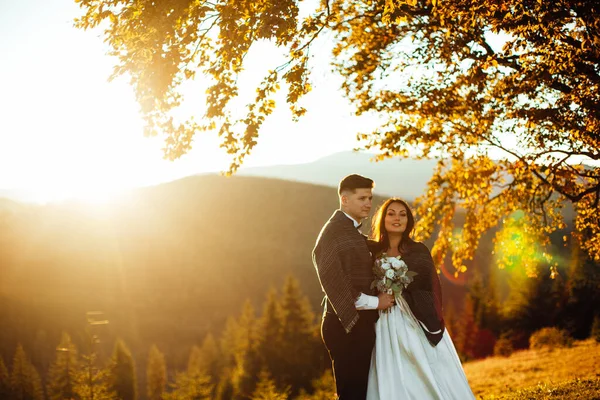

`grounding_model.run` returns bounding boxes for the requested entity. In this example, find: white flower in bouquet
[392,258,408,272]
[371,253,418,299]
[389,257,403,269]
